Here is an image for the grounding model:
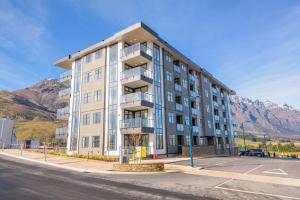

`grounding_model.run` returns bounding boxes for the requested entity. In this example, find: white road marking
[214,178,233,188]
[263,168,288,175]
[215,186,300,200]
[243,164,264,175]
